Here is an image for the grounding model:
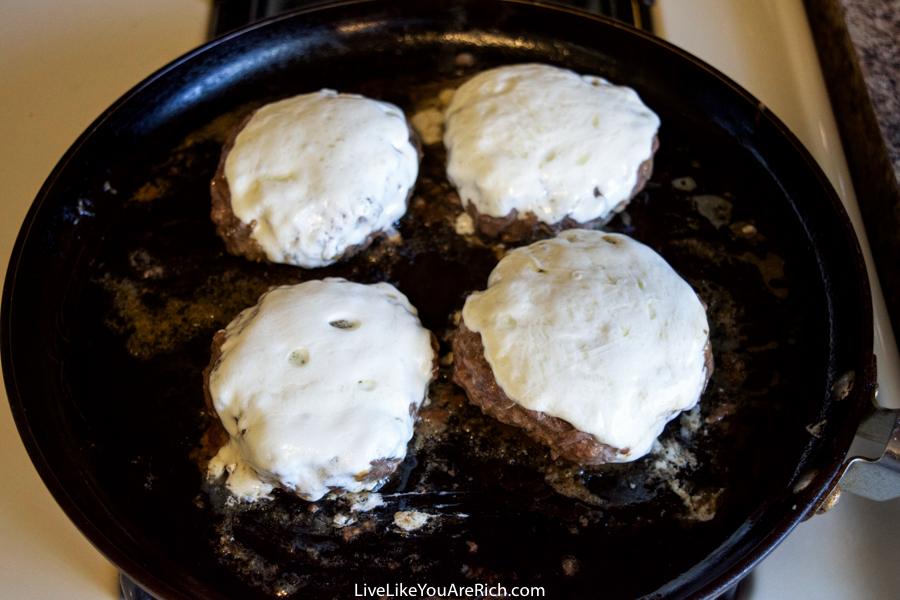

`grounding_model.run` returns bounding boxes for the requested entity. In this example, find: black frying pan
[1,1,874,599]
